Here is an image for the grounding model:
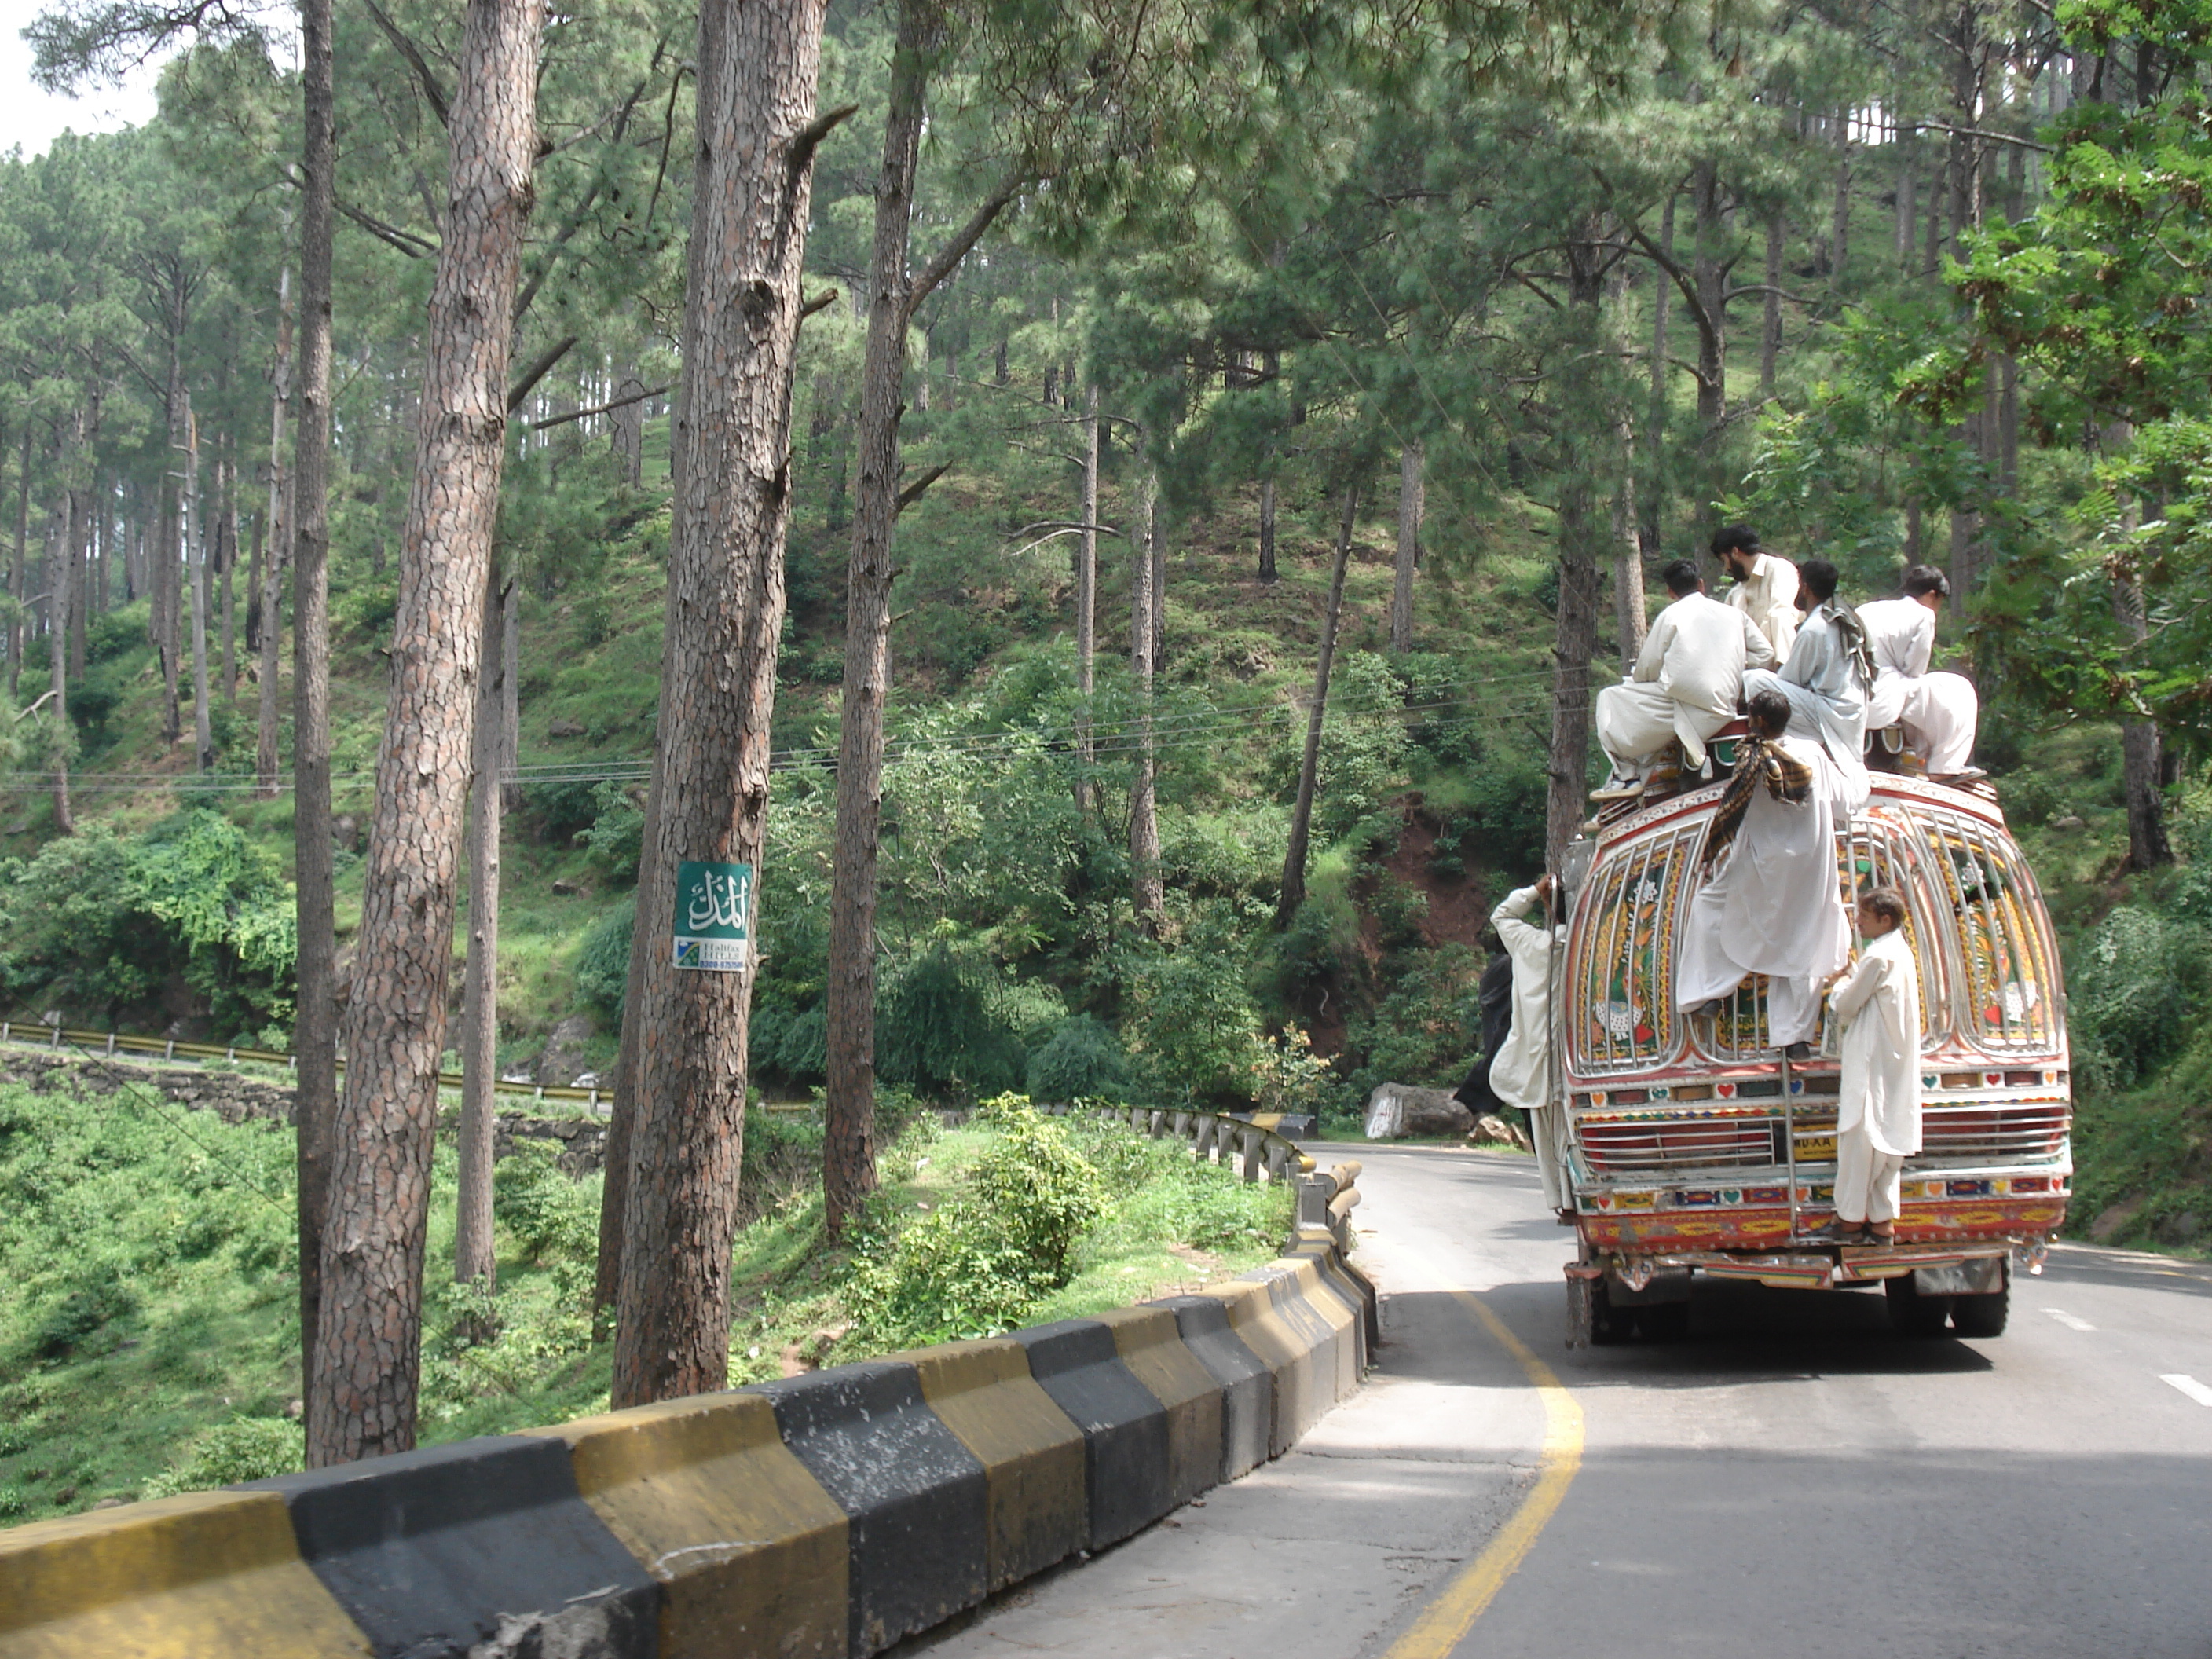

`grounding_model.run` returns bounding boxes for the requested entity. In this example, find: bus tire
[1591,1281,1638,1345]
[1638,1300,1691,1342]
[1885,1274,1953,1337]
[1950,1282,2010,1338]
